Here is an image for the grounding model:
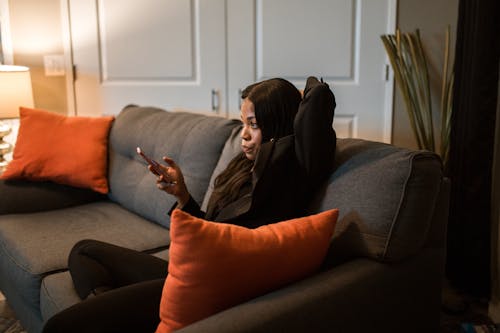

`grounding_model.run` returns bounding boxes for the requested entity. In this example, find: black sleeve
[168,195,205,219]
[294,76,337,190]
